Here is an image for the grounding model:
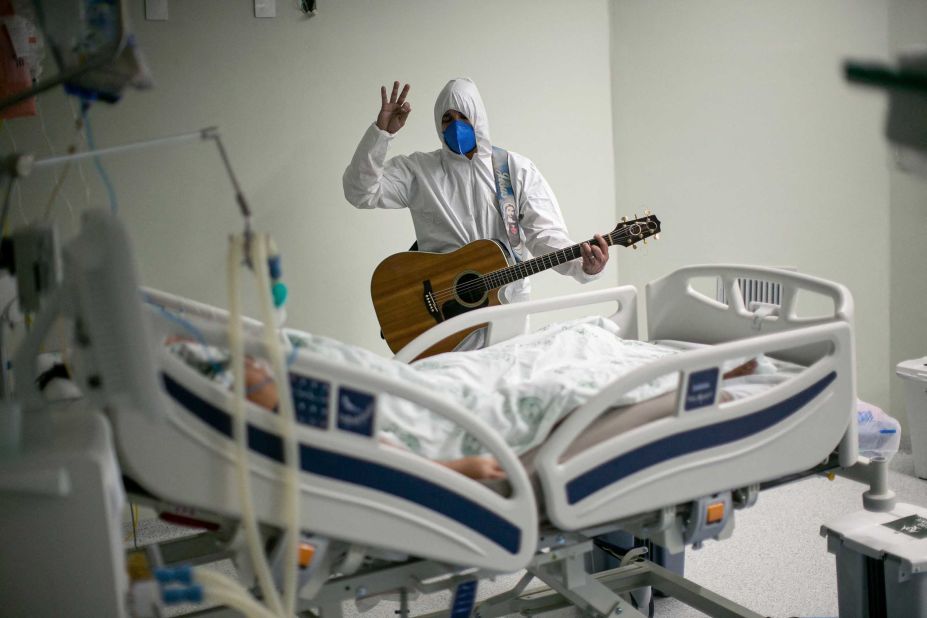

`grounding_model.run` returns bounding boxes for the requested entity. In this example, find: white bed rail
[395,286,639,363]
[535,319,856,530]
[646,265,854,366]
[116,297,539,572]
